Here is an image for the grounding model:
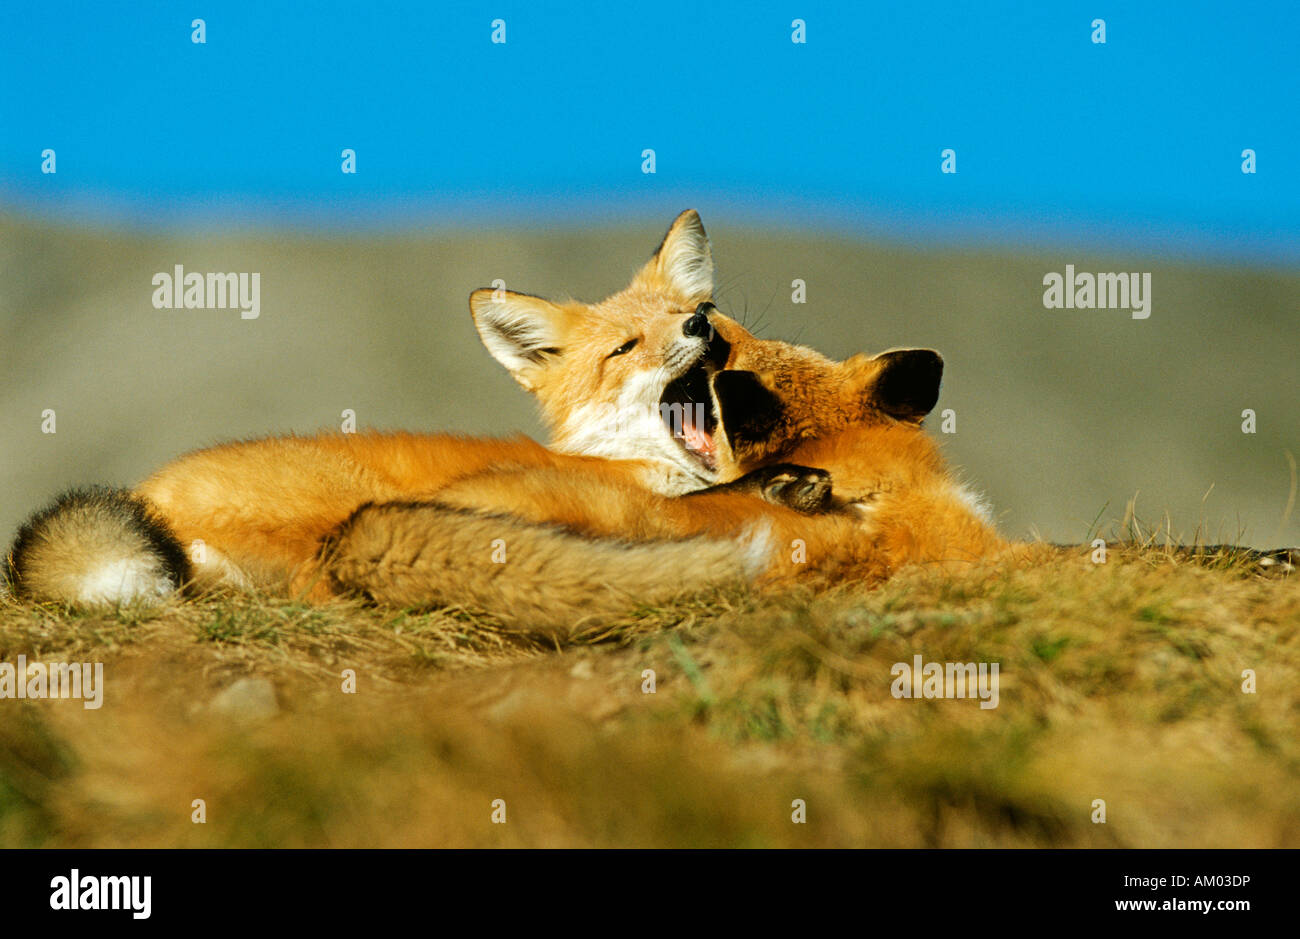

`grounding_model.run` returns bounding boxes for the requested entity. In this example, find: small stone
[210,677,279,719]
